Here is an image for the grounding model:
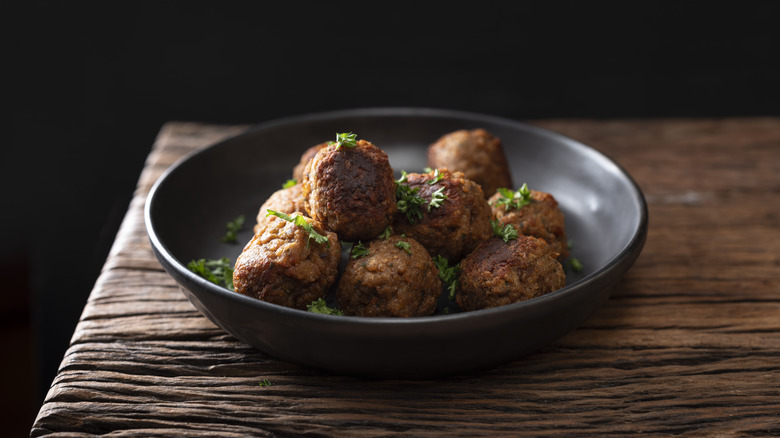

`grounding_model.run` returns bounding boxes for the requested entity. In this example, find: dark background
[5,1,779,434]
